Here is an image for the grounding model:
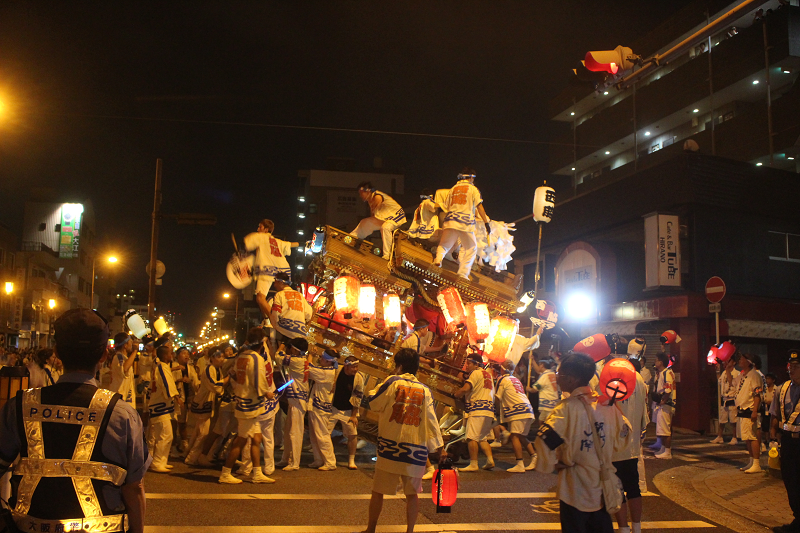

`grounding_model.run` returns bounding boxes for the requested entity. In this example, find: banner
[644,213,681,288]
